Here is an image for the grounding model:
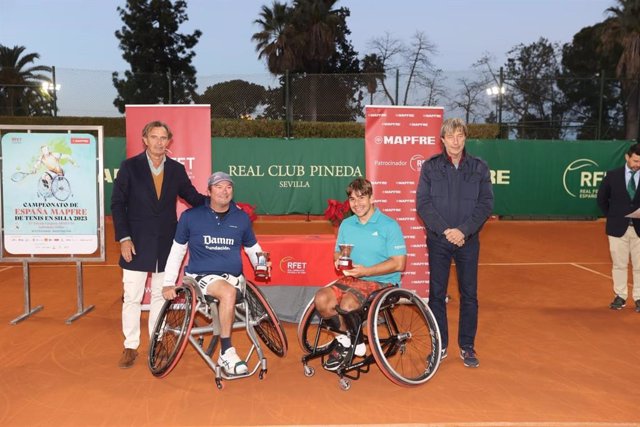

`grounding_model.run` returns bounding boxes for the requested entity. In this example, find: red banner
[365,105,443,297]
[124,105,212,306]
